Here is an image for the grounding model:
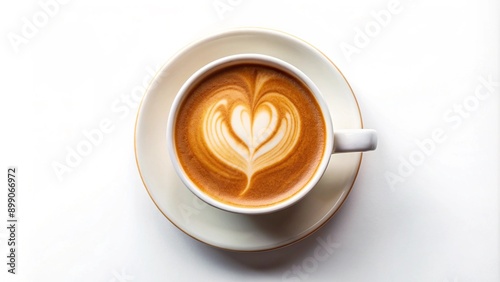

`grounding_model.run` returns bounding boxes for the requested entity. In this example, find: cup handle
[333,129,377,153]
